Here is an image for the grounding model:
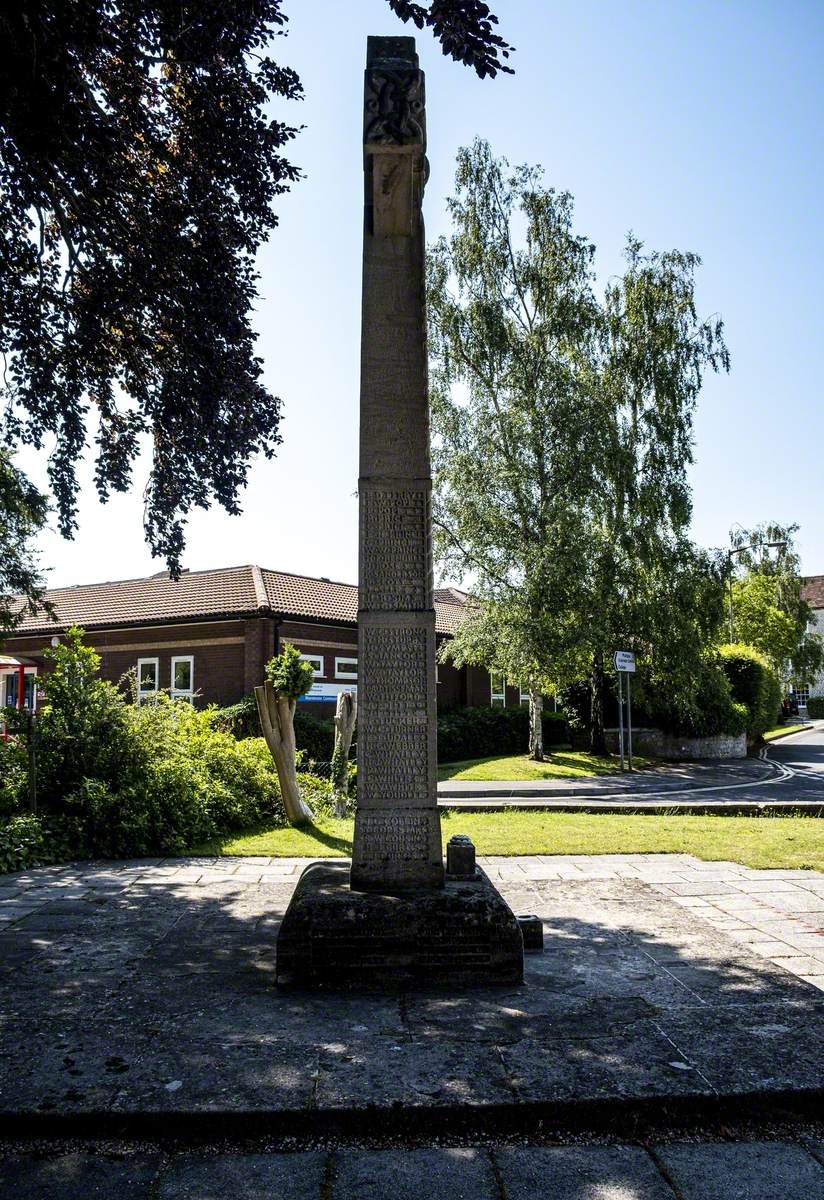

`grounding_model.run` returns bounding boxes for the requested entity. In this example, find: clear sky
[19,0,824,588]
